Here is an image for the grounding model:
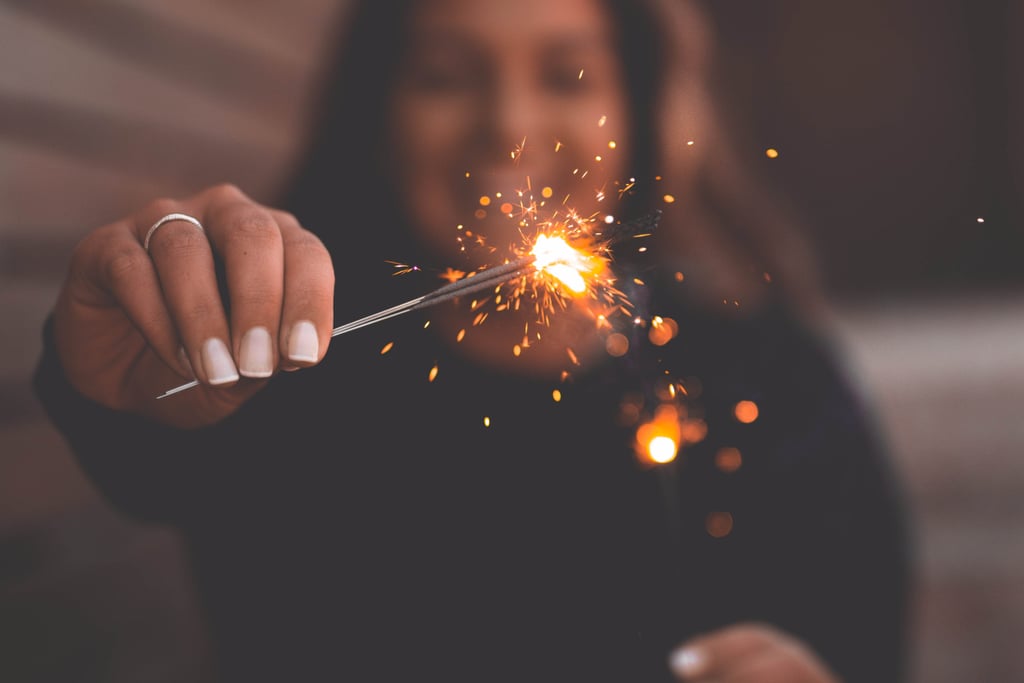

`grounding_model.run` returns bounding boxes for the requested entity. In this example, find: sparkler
[155,209,662,399]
